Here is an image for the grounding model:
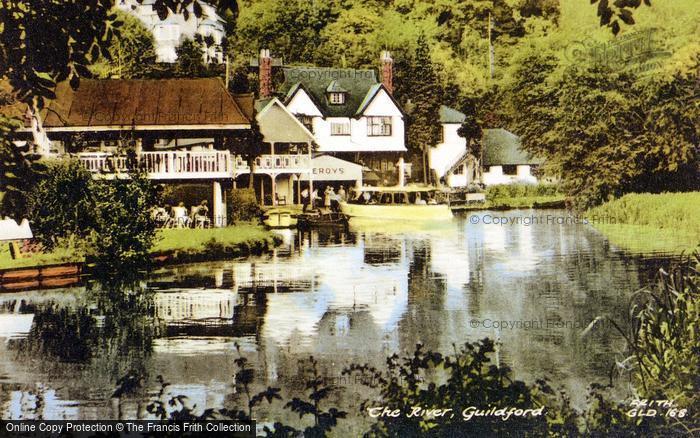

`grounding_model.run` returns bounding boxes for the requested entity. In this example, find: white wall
[482,165,538,185]
[430,124,466,178]
[286,88,405,153]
